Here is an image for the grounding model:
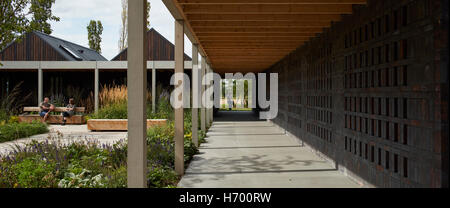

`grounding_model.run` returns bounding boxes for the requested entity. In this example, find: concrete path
[179,114,362,188]
[0,125,127,156]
